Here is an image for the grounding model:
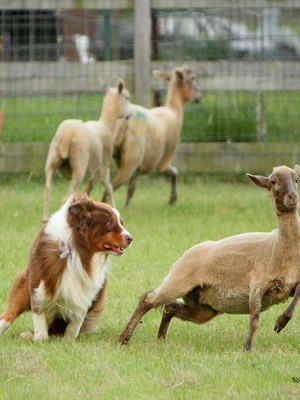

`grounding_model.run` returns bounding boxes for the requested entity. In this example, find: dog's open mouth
[102,243,124,256]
